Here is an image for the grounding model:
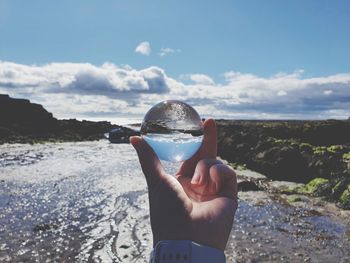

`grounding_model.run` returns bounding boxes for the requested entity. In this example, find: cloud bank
[1,60,349,122]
